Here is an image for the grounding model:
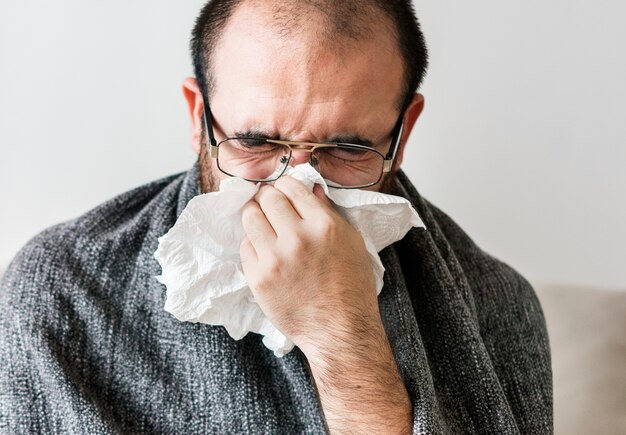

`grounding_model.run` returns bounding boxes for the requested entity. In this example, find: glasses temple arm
[383,115,405,171]
[201,94,218,147]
